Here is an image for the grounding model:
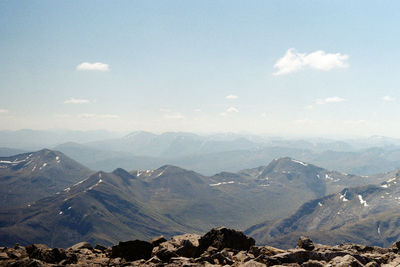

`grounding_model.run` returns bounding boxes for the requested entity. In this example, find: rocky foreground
[2,227,400,266]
